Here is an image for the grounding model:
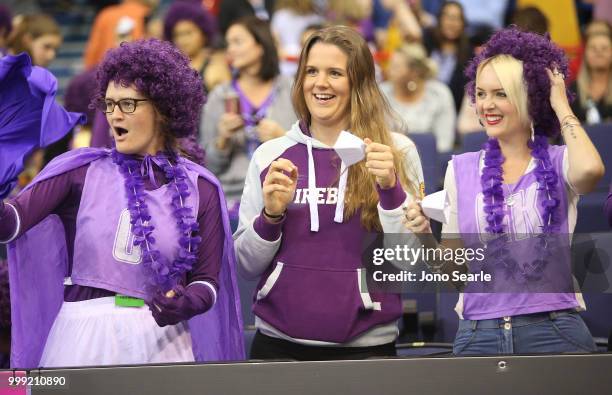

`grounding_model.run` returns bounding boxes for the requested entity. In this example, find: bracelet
[560,114,579,126]
[561,122,580,132]
[263,208,285,220]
